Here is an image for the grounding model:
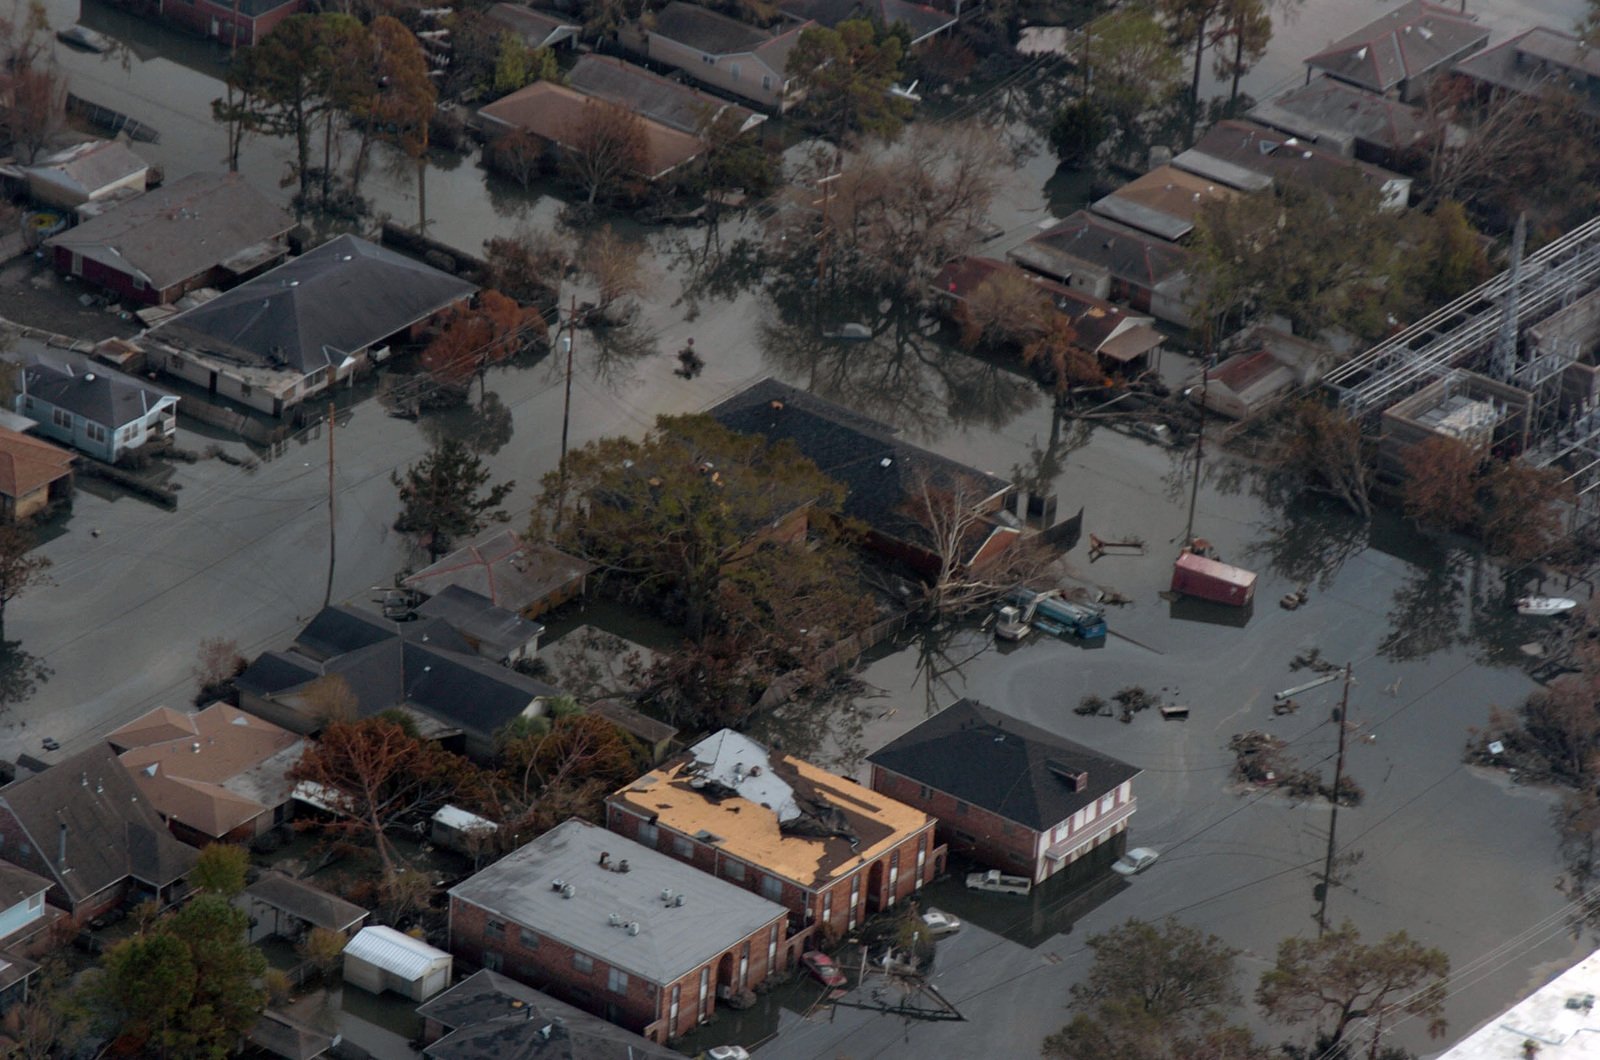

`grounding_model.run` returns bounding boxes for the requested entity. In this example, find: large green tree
[787,19,911,142]
[393,437,514,560]
[1257,920,1450,1056]
[1213,0,1273,104]
[1084,8,1184,159]
[92,932,196,1057]
[1043,917,1268,1060]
